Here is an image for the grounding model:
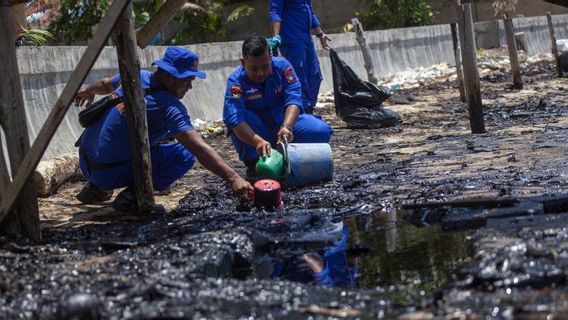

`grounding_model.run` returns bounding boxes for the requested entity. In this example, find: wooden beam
[0,0,131,226]
[114,3,156,213]
[351,18,378,84]
[0,1,40,242]
[504,18,523,89]
[450,23,466,102]
[136,0,187,48]
[457,3,485,134]
[546,12,563,77]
